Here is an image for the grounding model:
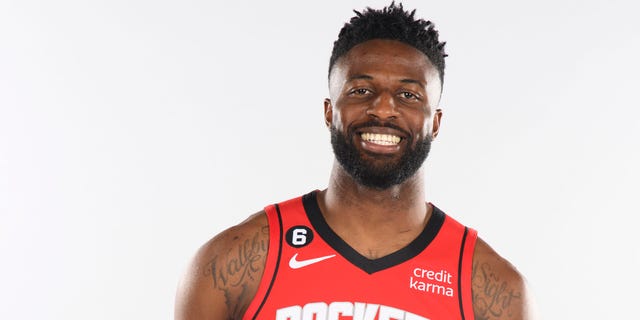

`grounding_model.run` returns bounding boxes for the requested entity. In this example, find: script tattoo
[472,261,521,320]
[202,226,268,318]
